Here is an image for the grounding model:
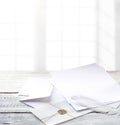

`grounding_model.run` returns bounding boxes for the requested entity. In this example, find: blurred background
[0,0,119,73]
